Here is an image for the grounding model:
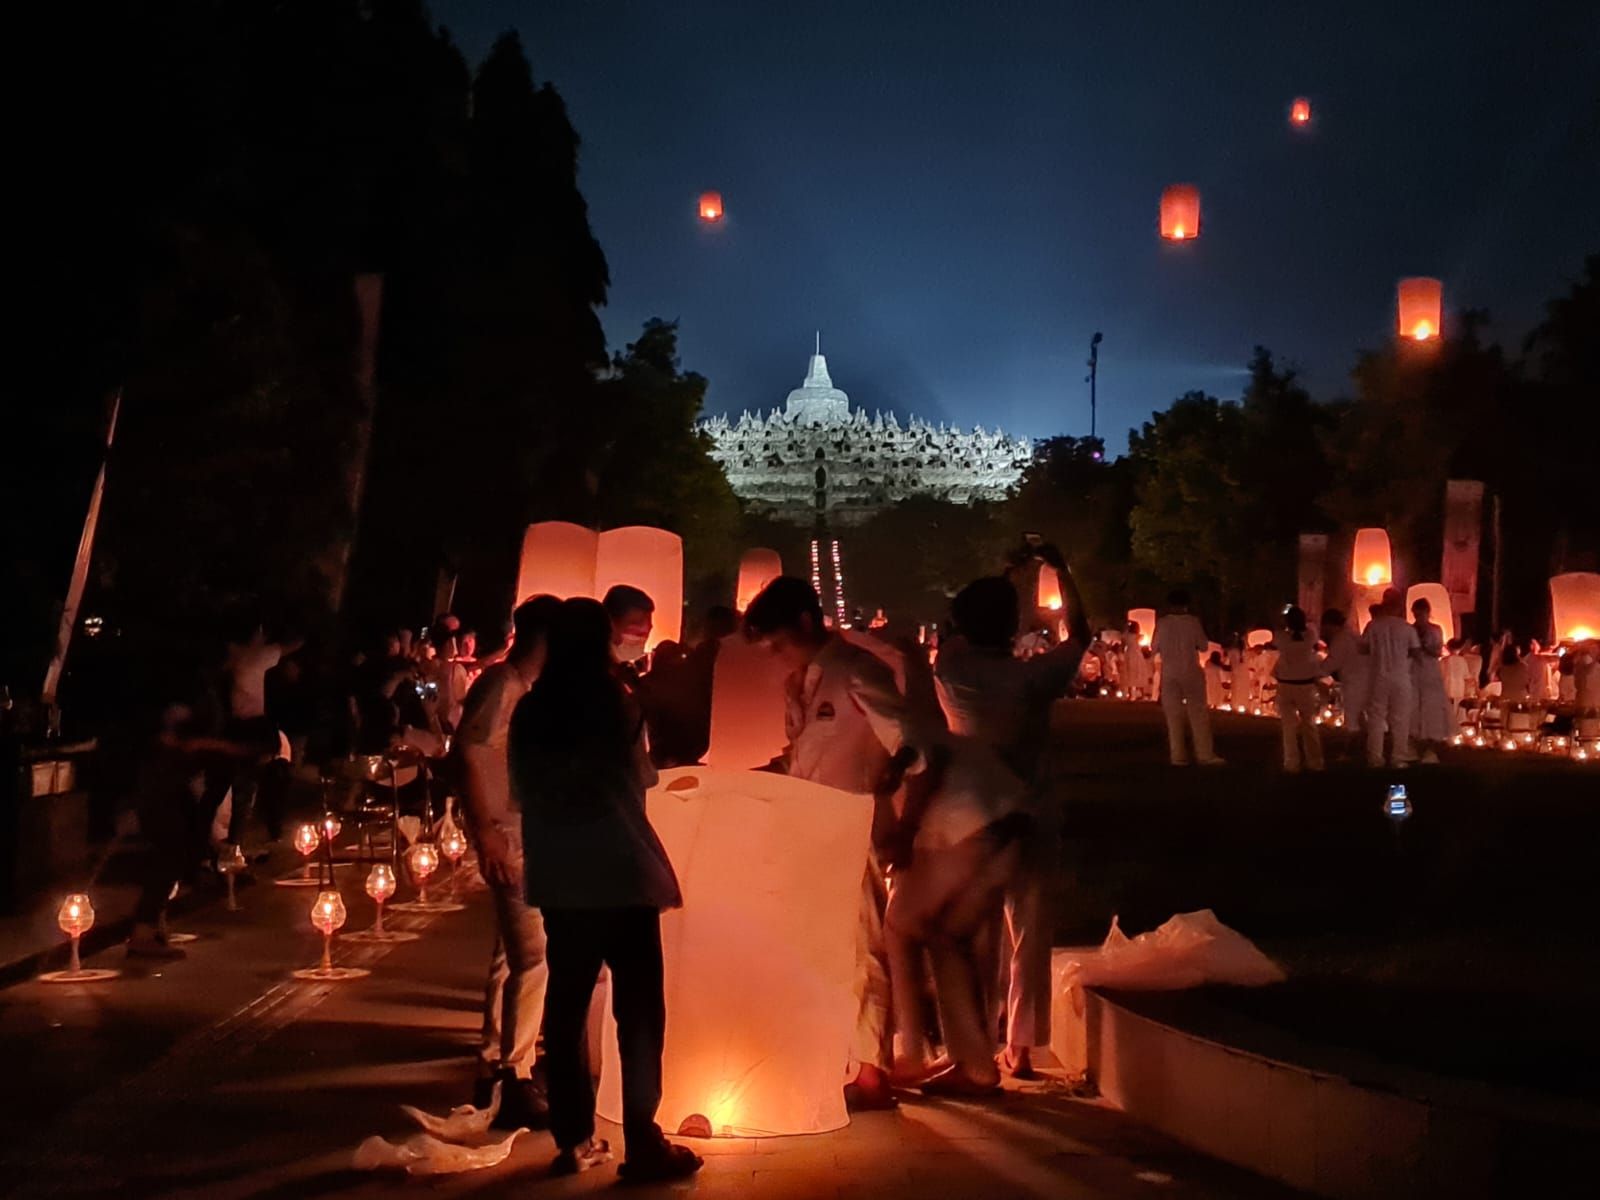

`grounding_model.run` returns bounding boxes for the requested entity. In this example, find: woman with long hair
[510,598,701,1182]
